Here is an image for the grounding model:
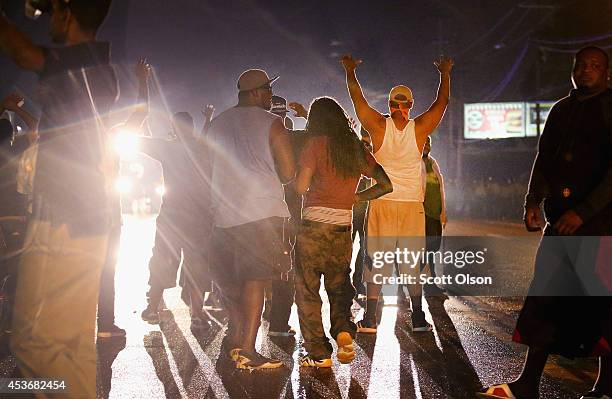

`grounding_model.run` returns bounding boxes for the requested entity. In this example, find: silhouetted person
[98,58,152,338]
[0,1,117,396]
[207,69,295,370]
[266,95,300,337]
[352,128,373,297]
[479,46,612,399]
[421,135,447,296]
[140,112,212,332]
